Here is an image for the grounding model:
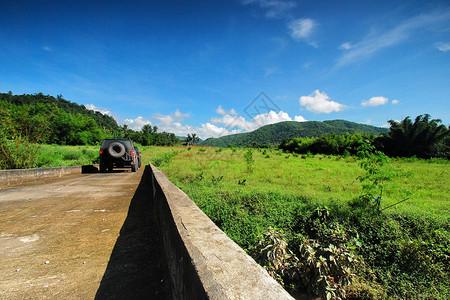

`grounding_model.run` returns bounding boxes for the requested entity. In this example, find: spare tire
[108,142,126,158]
